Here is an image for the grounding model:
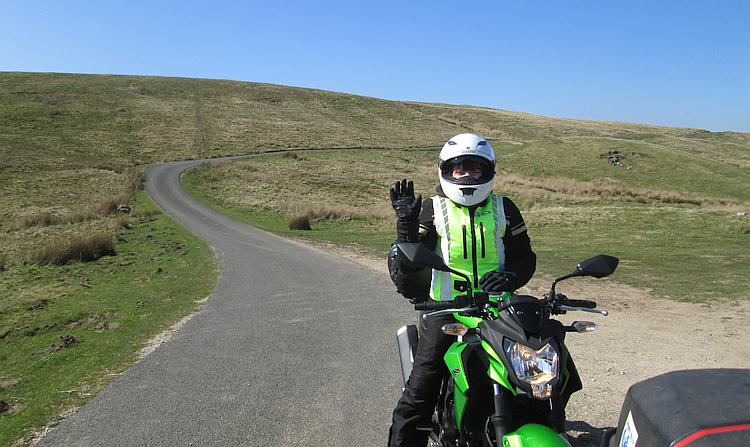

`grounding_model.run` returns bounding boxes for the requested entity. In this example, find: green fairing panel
[482,341,516,395]
[444,342,470,428]
[503,423,571,447]
[481,340,502,362]
[444,342,469,392]
[488,358,516,396]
